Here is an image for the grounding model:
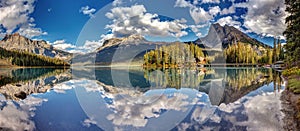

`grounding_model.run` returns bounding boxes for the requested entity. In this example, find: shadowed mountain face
[195,23,271,49]
[0,33,71,60]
